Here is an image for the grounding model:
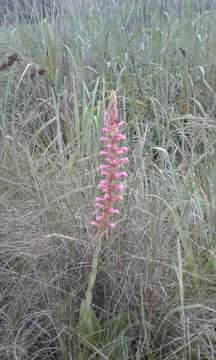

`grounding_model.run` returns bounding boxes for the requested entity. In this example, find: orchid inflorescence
[91,91,128,229]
